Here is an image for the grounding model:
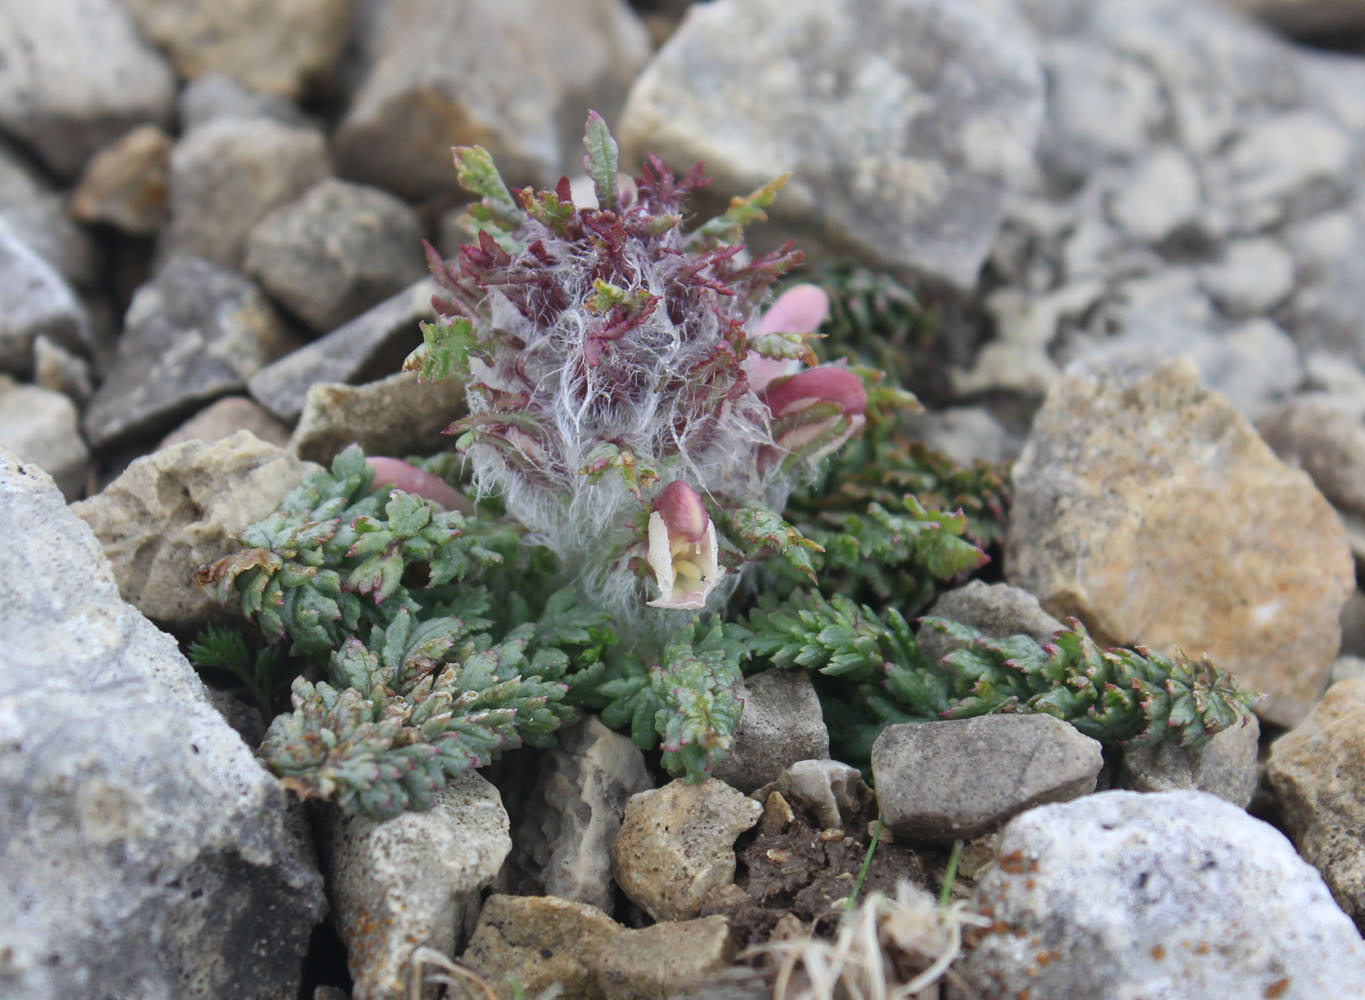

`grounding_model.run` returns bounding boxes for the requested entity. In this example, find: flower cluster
[407,113,867,630]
